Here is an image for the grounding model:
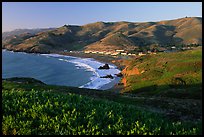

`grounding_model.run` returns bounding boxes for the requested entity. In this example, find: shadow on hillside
[154,25,184,44]
[127,83,202,100]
